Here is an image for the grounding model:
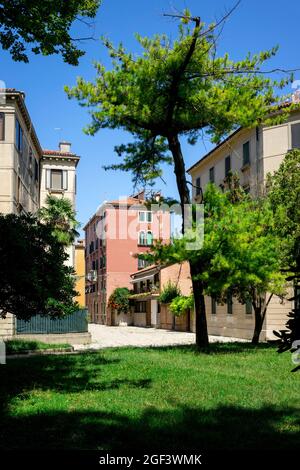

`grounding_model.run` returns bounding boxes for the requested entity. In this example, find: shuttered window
[291,123,300,149]
[51,170,63,190]
[245,299,252,314]
[211,297,216,315]
[195,176,201,196]
[243,141,250,166]
[0,113,4,140]
[225,155,231,177]
[227,292,233,314]
[46,169,68,190]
